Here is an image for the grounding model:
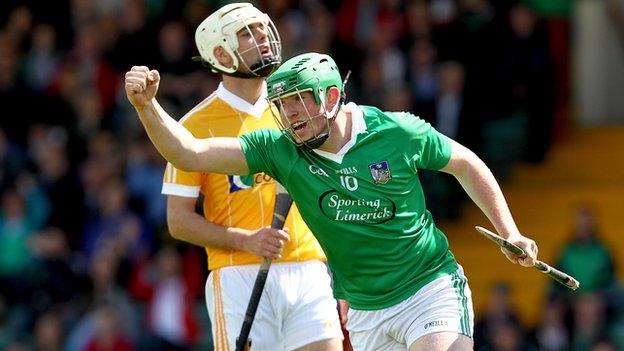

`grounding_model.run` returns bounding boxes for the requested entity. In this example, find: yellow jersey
[162,83,325,270]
